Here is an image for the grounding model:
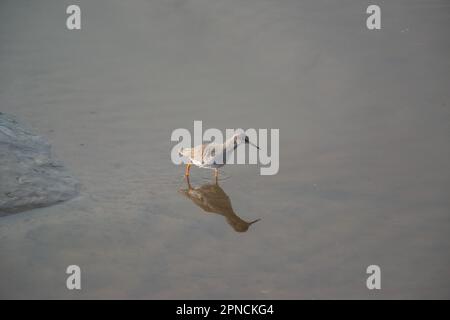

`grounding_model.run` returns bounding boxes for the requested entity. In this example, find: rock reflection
[179,177,260,232]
